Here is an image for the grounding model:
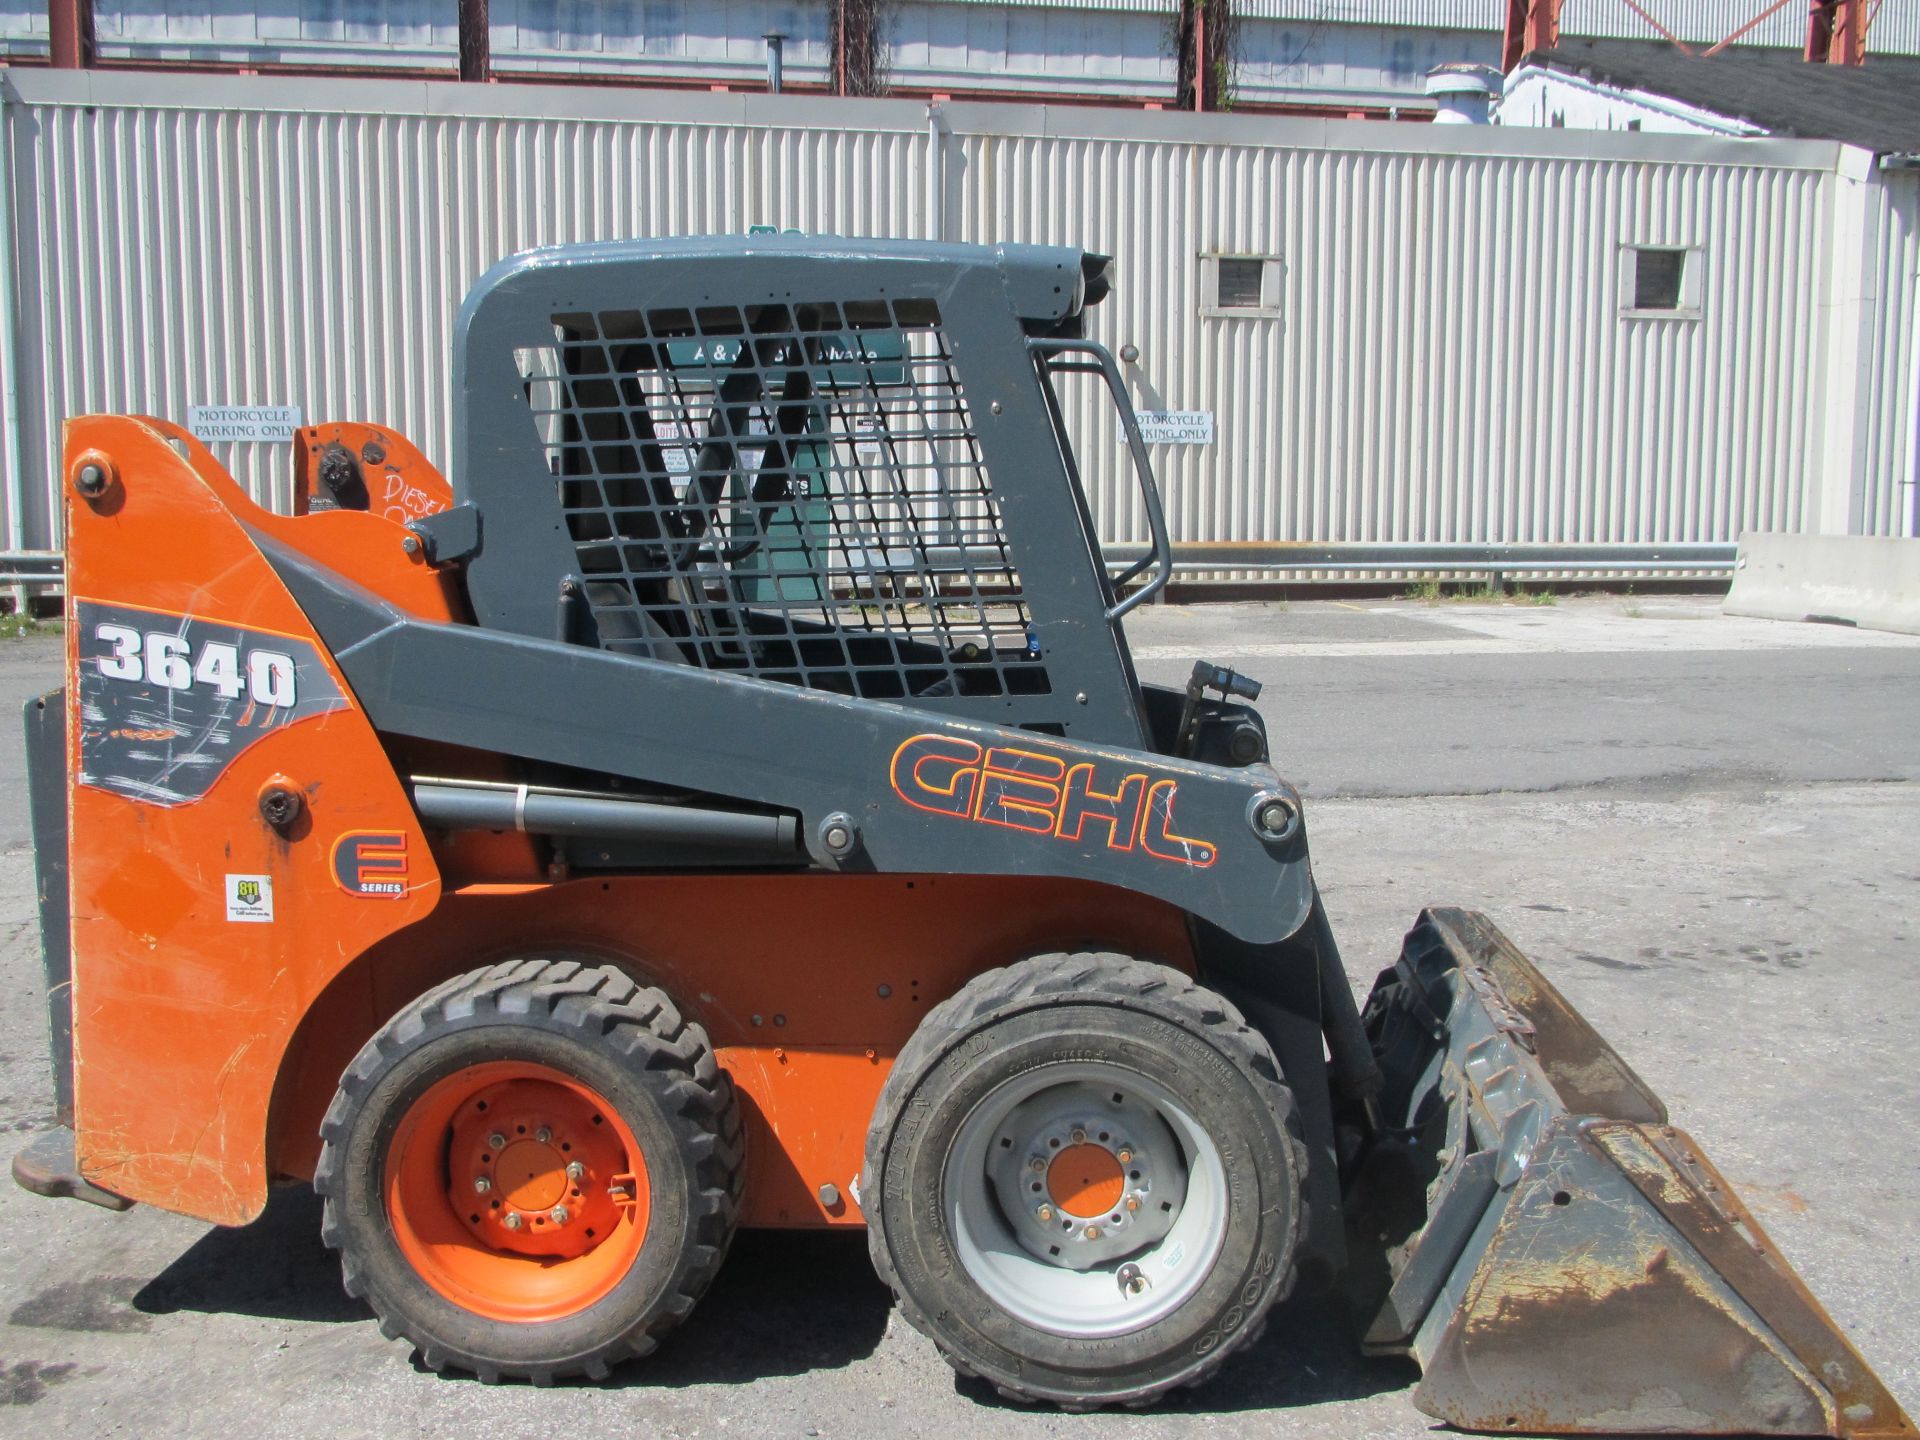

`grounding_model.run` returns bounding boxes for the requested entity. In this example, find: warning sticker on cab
[74,600,349,807]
